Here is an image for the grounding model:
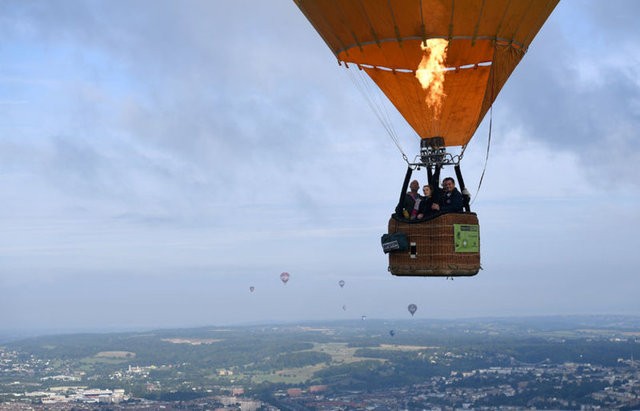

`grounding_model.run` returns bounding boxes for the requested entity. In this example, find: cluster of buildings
[1,348,126,406]
[21,387,128,405]
[274,360,640,410]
